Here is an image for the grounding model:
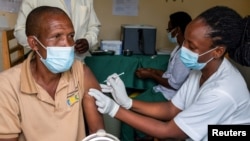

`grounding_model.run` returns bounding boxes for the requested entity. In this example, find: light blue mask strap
[199,47,218,57]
